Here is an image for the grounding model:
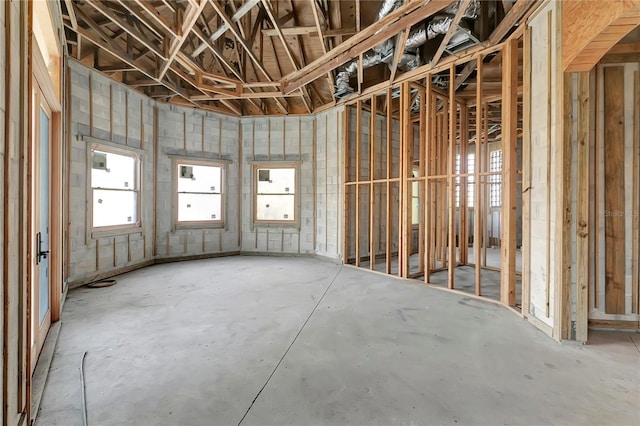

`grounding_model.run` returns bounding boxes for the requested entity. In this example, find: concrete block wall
[526,1,558,329]
[346,107,401,261]
[155,104,241,258]
[67,61,155,283]
[314,107,344,261]
[240,115,317,255]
